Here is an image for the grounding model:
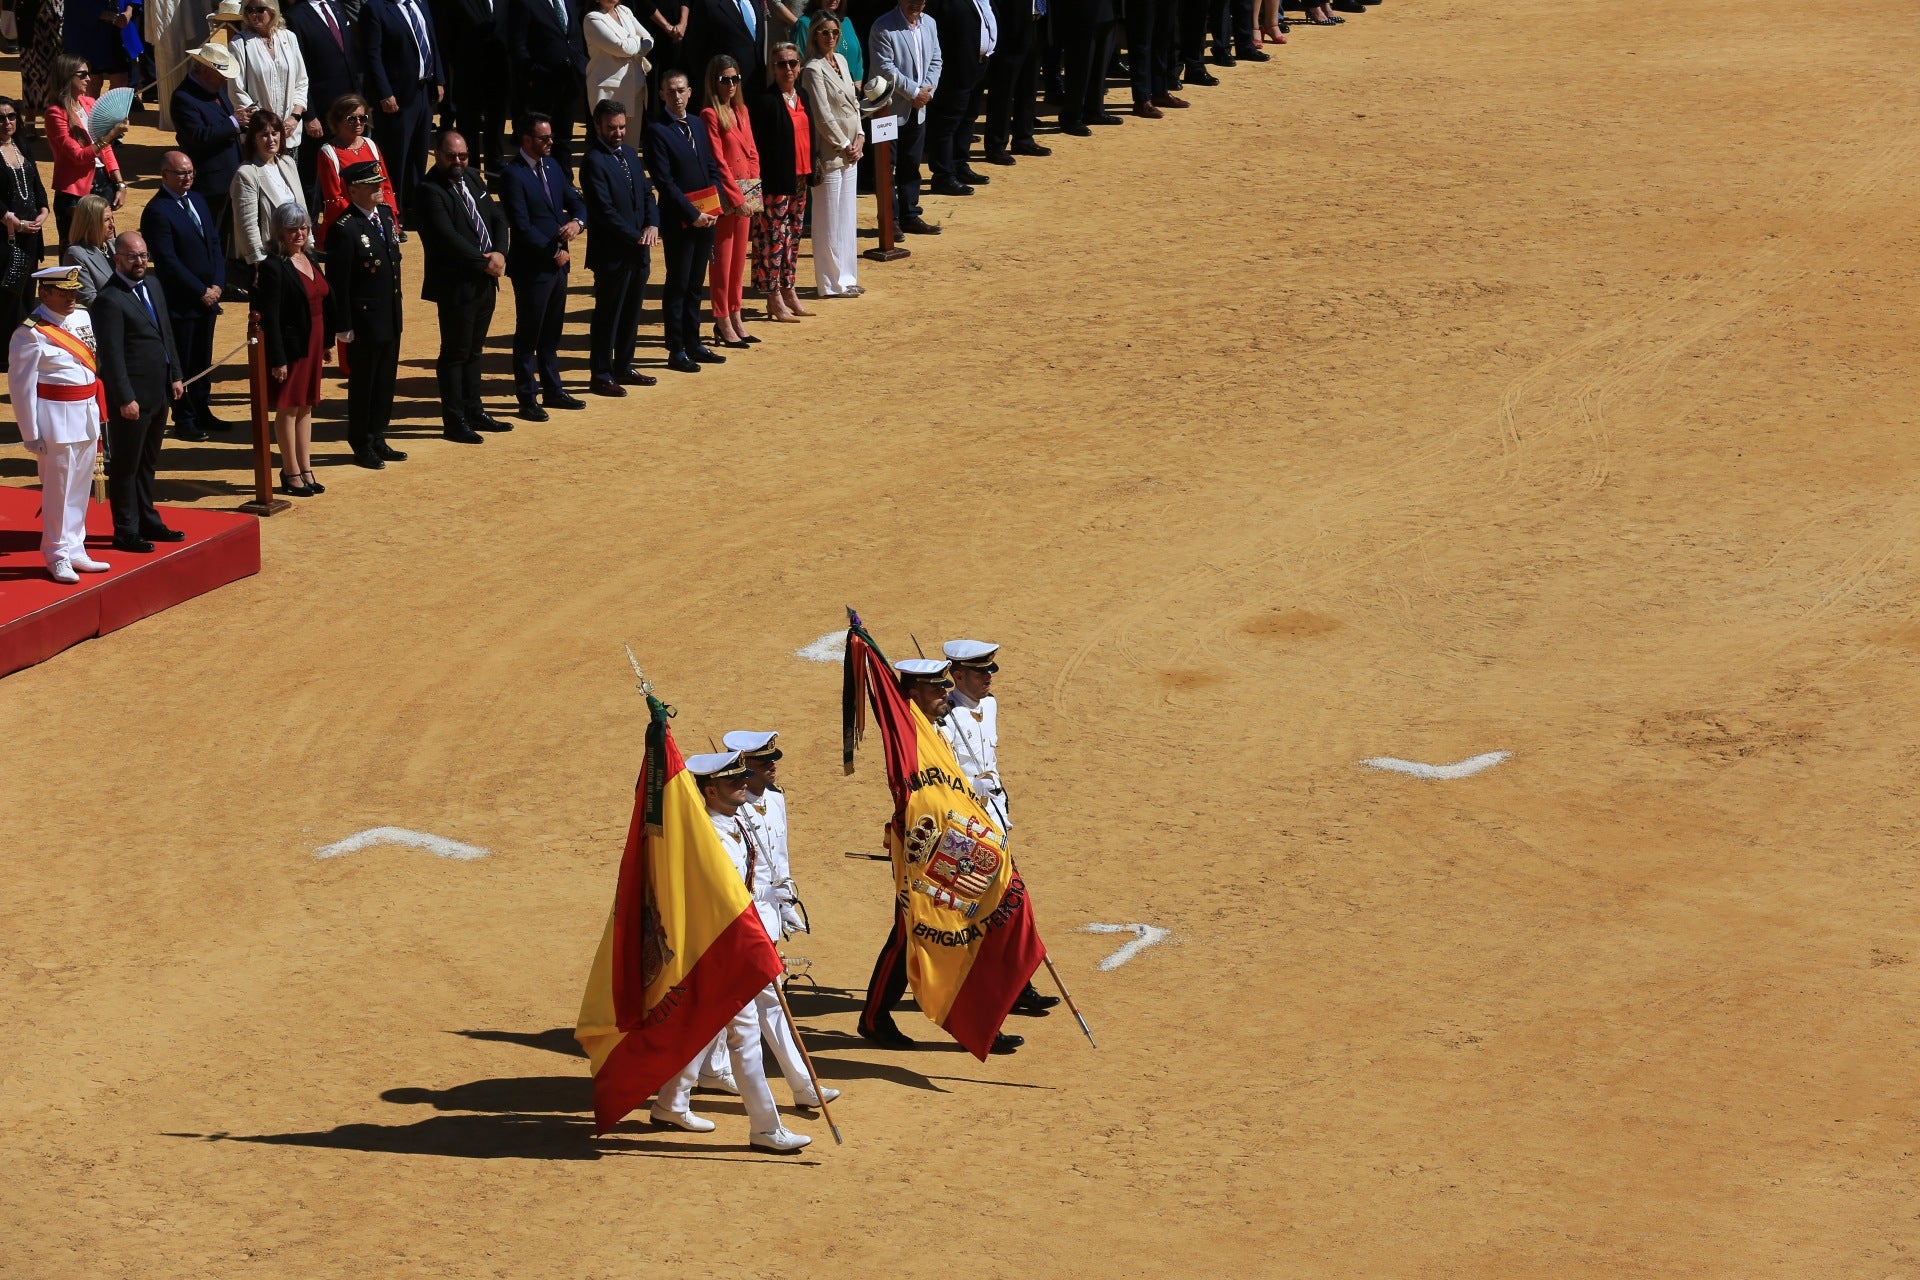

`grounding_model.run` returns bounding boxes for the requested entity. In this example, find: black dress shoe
[145,526,186,543]
[1010,139,1052,156]
[616,367,659,387]
[174,424,210,442]
[1089,111,1124,125]
[991,1032,1025,1054]
[112,534,155,553]
[983,149,1016,165]
[200,414,233,433]
[590,375,627,397]
[900,215,943,234]
[543,390,586,410]
[957,166,991,185]
[518,397,550,420]
[373,442,408,461]
[1013,982,1061,1014]
[666,352,702,373]
[929,176,974,196]
[1185,65,1220,85]
[442,424,485,443]
[1211,51,1237,66]
[858,1020,915,1049]
[352,450,386,469]
[472,412,515,432]
[1061,121,1092,137]
[1237,44,1273,59]
[690,346,727,364]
